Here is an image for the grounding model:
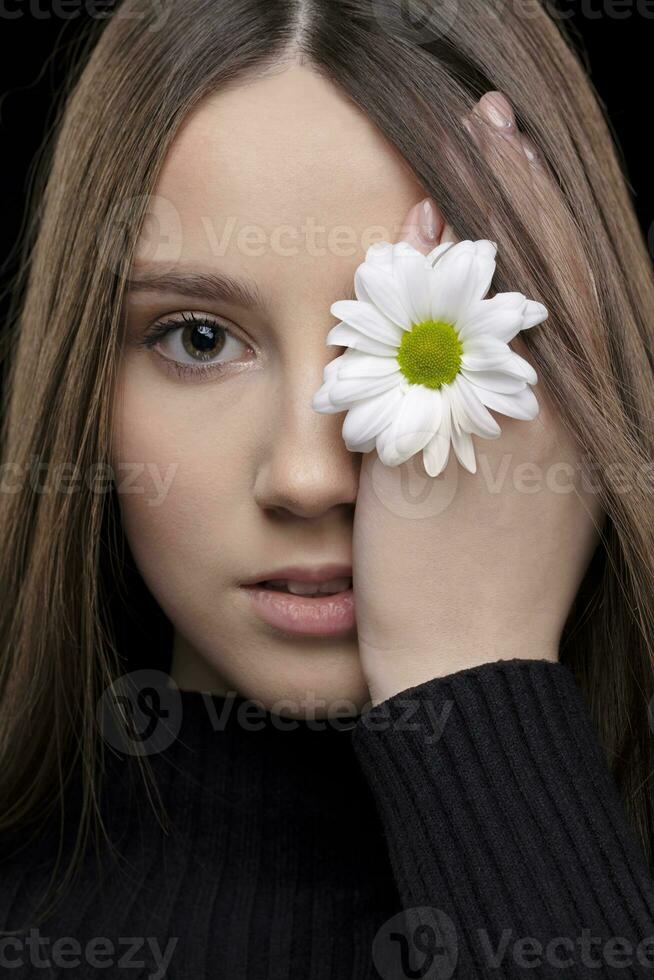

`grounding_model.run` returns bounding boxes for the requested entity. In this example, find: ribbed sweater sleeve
[350,657,654,979]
